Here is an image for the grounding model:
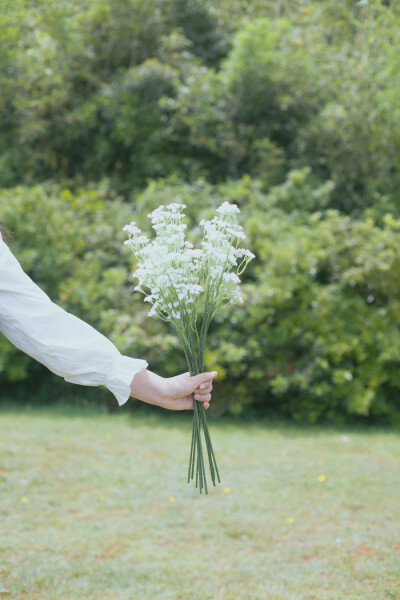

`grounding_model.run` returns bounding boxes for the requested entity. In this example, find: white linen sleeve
[0,237,148,406]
